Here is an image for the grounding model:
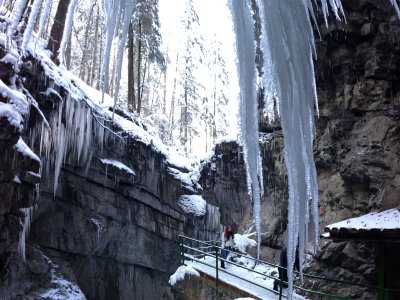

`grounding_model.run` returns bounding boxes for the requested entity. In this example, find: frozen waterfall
[229,0,345,298]
[228,0,263,259]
